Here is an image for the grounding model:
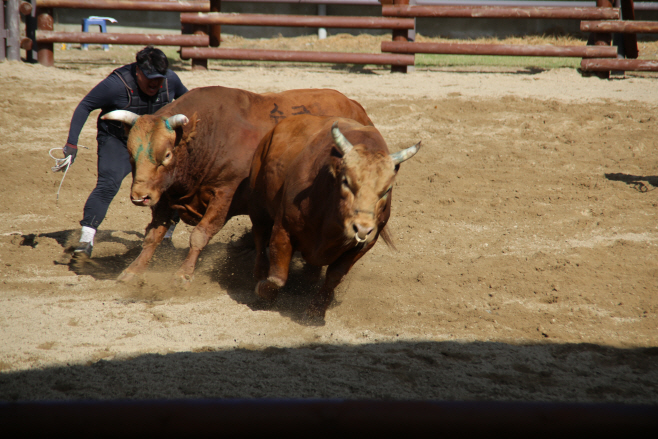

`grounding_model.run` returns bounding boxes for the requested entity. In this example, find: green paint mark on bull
[133,136,156,164]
